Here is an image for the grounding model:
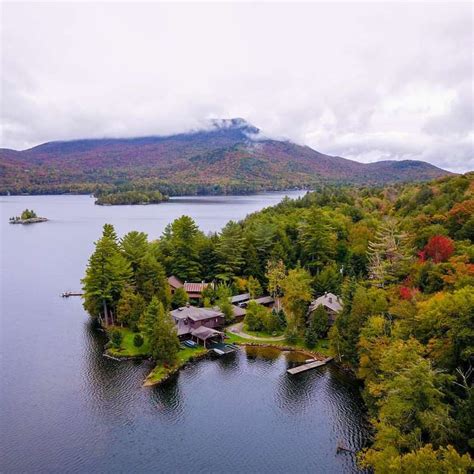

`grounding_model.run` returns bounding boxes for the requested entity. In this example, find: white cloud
[1,2,472,172]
